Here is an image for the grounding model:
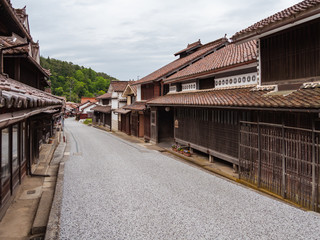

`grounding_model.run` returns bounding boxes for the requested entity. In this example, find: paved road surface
[60,119,320,239]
